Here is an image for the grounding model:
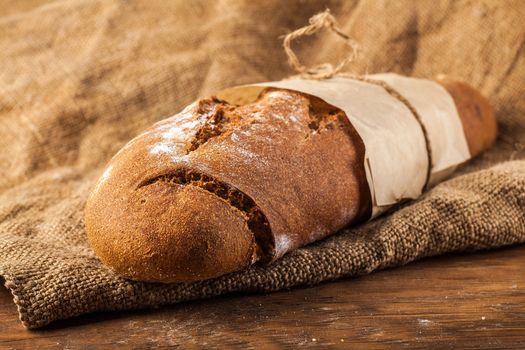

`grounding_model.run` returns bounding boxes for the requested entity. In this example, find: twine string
[282,10,433,190]
[282,9,360,80]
